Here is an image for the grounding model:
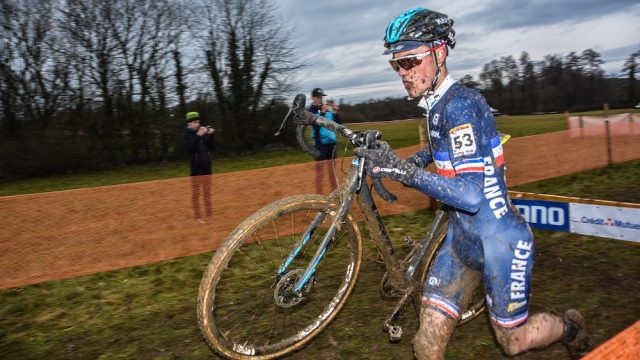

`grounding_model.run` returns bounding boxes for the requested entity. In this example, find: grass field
[0,109,638,359]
